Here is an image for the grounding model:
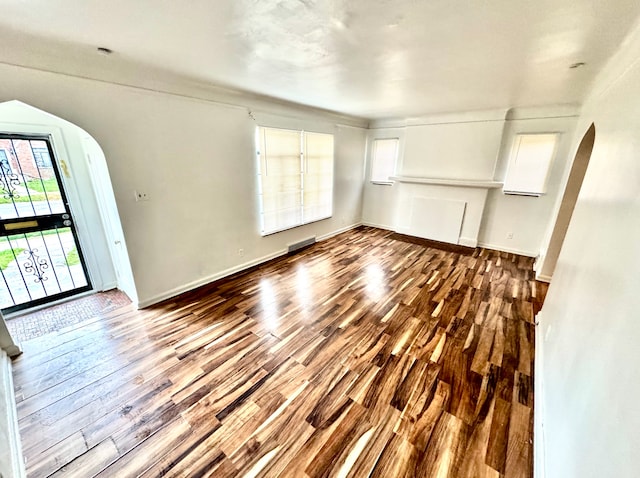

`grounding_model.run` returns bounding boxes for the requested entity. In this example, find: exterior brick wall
[0,139,55,181]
